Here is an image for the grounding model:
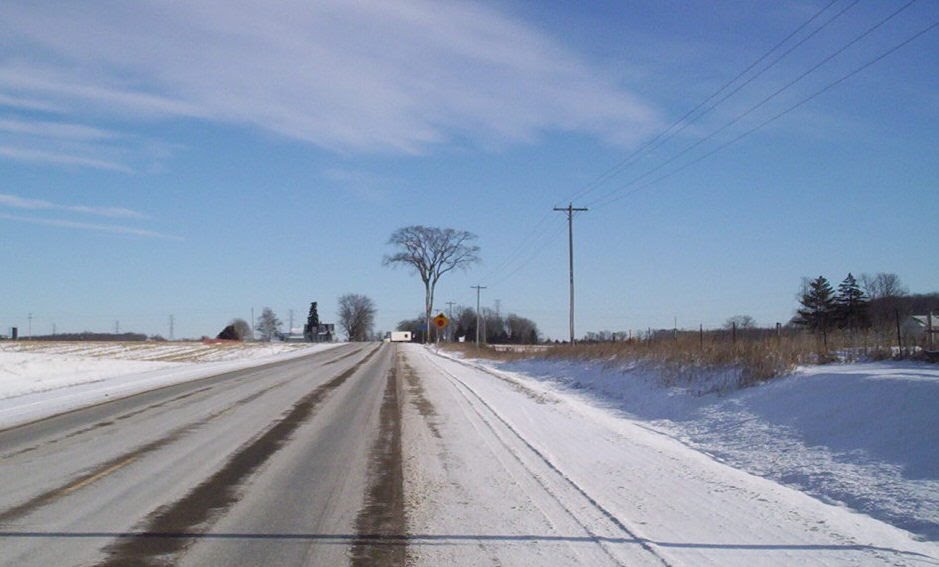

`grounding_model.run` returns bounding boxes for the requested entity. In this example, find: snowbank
[450,353,939,541]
